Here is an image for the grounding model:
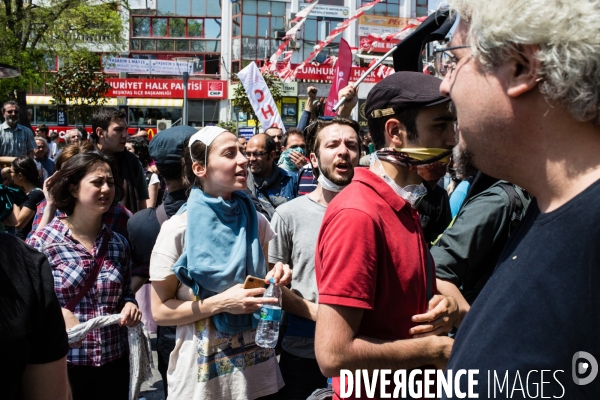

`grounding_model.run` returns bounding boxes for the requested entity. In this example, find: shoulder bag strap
[155,203,169,226]
[65,232,111,312]
[426,251,434,303]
